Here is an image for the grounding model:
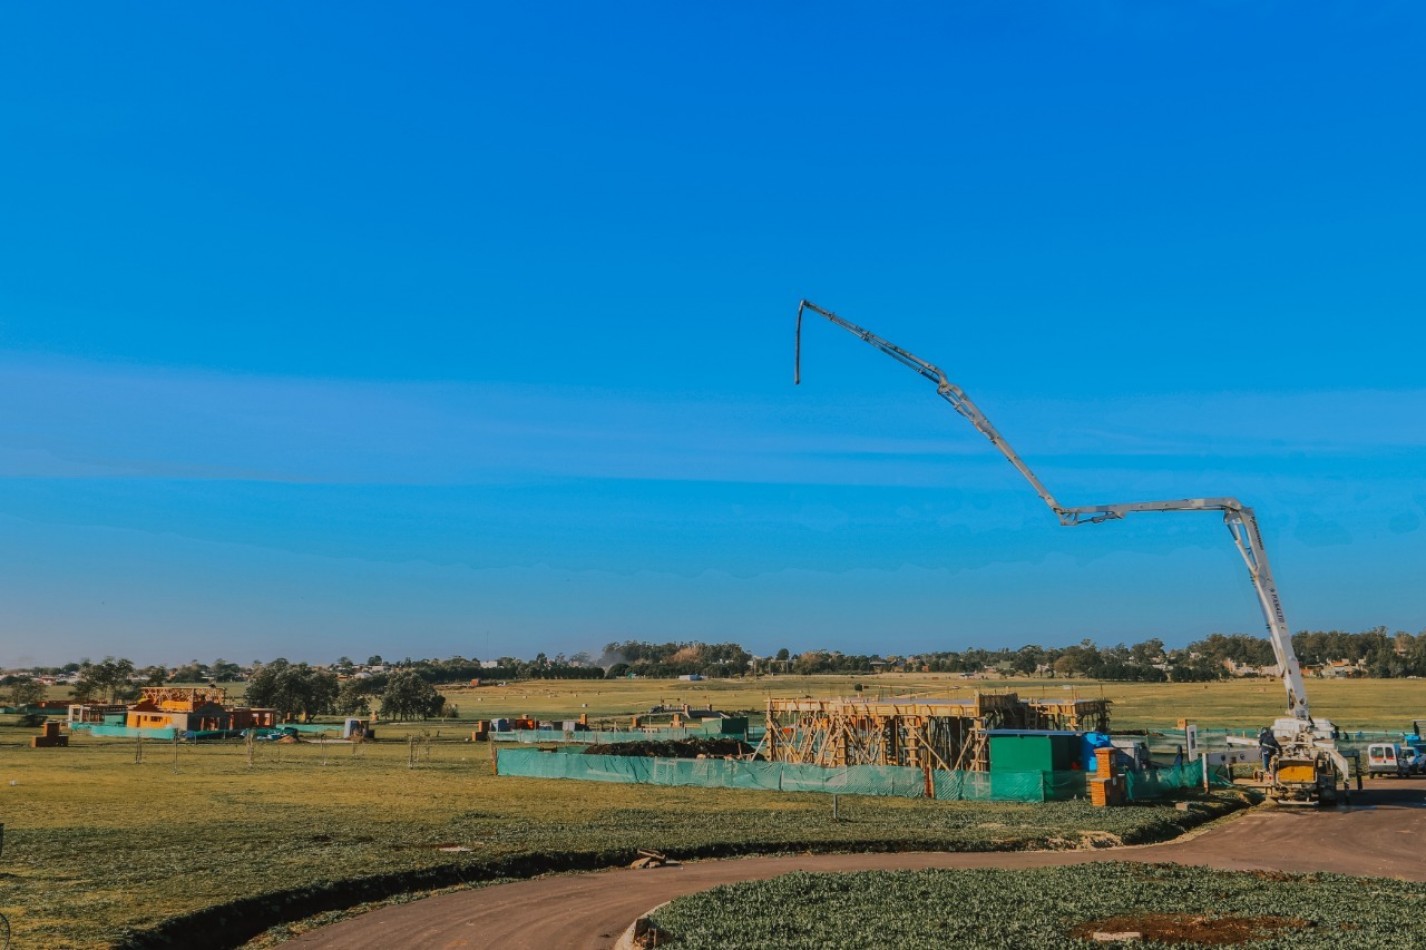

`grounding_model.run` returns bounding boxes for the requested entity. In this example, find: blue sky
[2,4,1423,665]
